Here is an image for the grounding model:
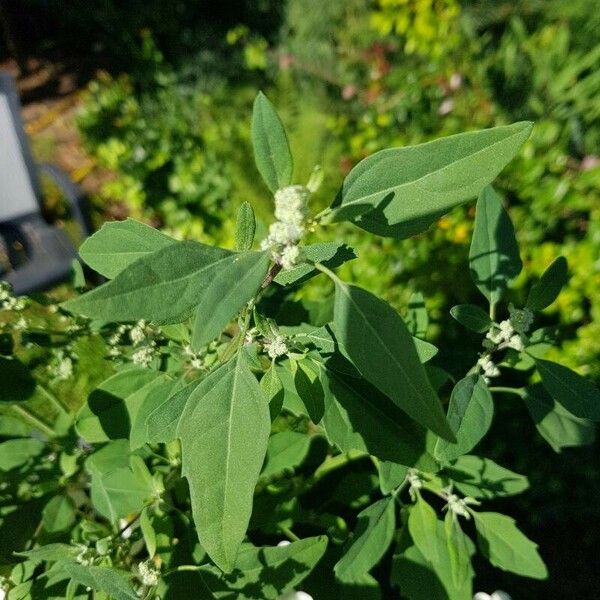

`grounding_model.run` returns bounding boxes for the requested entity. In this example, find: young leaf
[140,507,157,557]
[200,536,327,599]
[79,218,174,279]
[330,122,532,238]
[522,383,595,452]
[63,241,234,324]
[251,91,293,192]
[526,256,569,312]
[473,512,548,579]
[446,455,529,500]
[16,544,78,562]
[332,281,454,440]
[261,431,311,479]
[444,513,472,589]
[334,497,396,581]
[469,186,522,306]
[450,304,492,333]
[434,375,494,462]
[191,250,270,350]
[235,202,256,251]
[408,495,440,564]
[534,358,600,420]
[178,351,271,572]
[320,367,437,471]
[0,438,44,471]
